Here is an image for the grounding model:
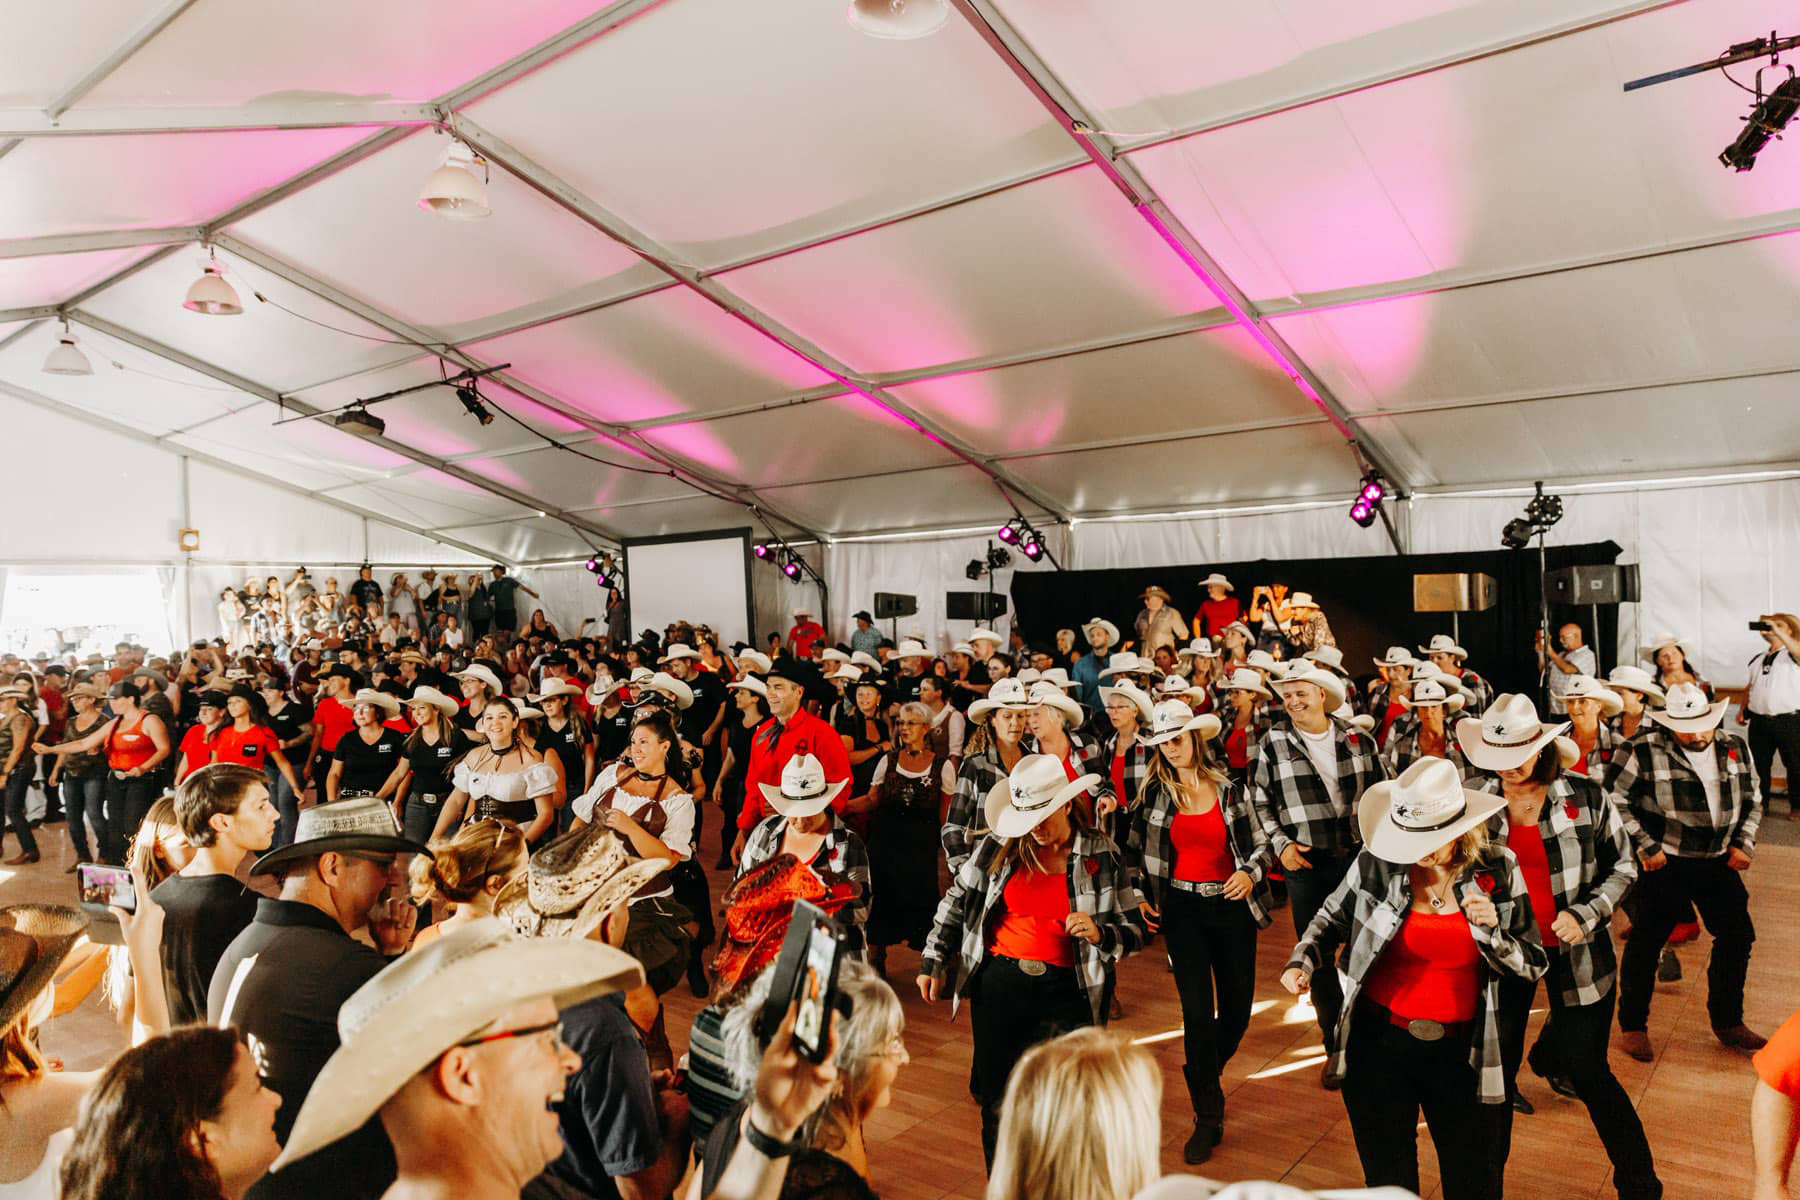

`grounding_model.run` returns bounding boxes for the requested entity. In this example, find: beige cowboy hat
[827,664,863,683]
[820,647,852,665]
[1177,638,1218,661]
[350,688,402,718]
[0,905,89,1035]
[1357,758,1508,866]
[1219,668,1270,698]
[1606,665,1666,705]
[1454,694,1579,773]
[736,650,773,674]
[1648,682,1730,734]
[1014,667,1041,687]
[397,649,433,667]
[1245,649,1281,674]
[894,638,931,660]
[983,753,1098,839]
[1373,645,1421,670]
[1219,620,1255,645]
[948,641,976,657]
[587,676,626,705]
[1155,675,1209,704]
[1197,573,1233,592]
[529,677,585,704]
[453,663,505,694]
[1286,591,1319,611]
[634,671,693,710]
[968,628,1004,646]
[1035,667,1075,691]
[252,795,431,876]
[1411,663,1476,708]
[1080,617,1121,647]
[272,918,643,1171]
[1141,698,1222,747]
[1139,585,1173,604]
[970,677,1034,724]
[1304,644,1347,673]
[1559,674,1624,718]
[1418,634,1469,660]
[1026,680,1084,726]
[1639,633,1695,664]
[1099,681,1156,725]
[727,675,769,699]
[496,821,671,942]
[1399,676,1466,714]
[406,685,460,718]
[1097,652,1153,680]
[658,643,700,664]
[758,753,849,818]
[849,650,883,674]
[1272,665,1347,713]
